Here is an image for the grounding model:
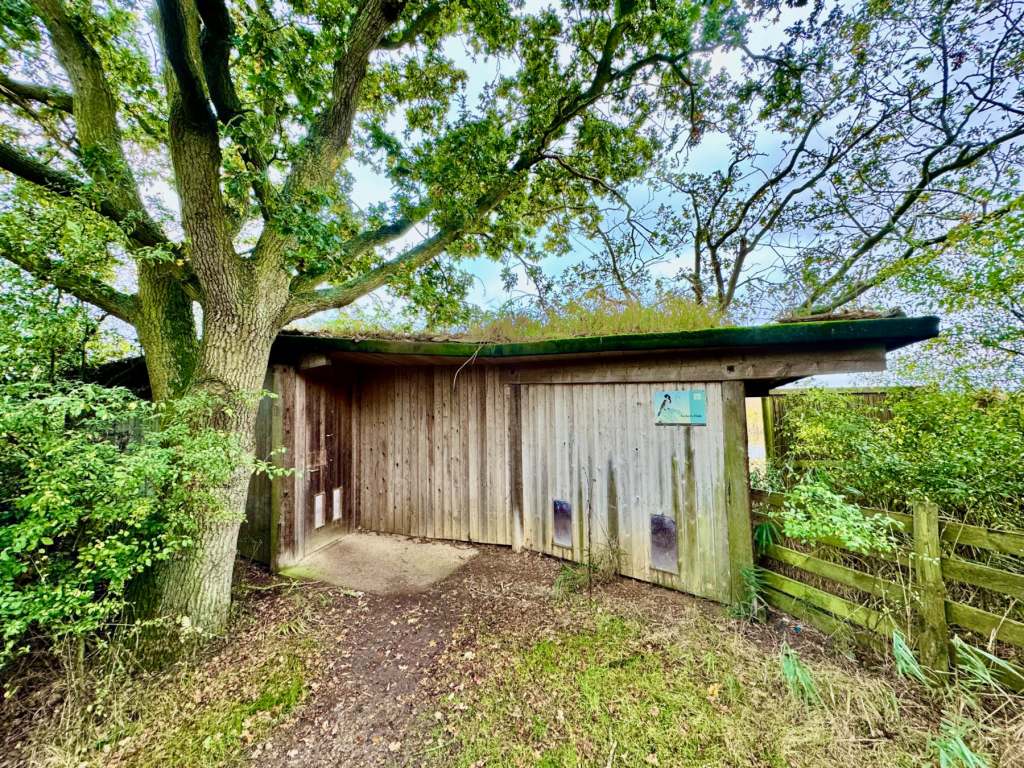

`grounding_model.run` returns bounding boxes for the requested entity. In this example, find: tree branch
[289,214,421,294]
[284,227,460,321]
[377,1,446,50]
[0,72,73,112]
[0,140,170,249]
[35,0,163,240]
[256,0,407,269]
[0,231,137,322]
[157,0,243,297]
[805,124,1024,309]
[195,0,273,215]
[157,0,218,132]
[284,2,704,320]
